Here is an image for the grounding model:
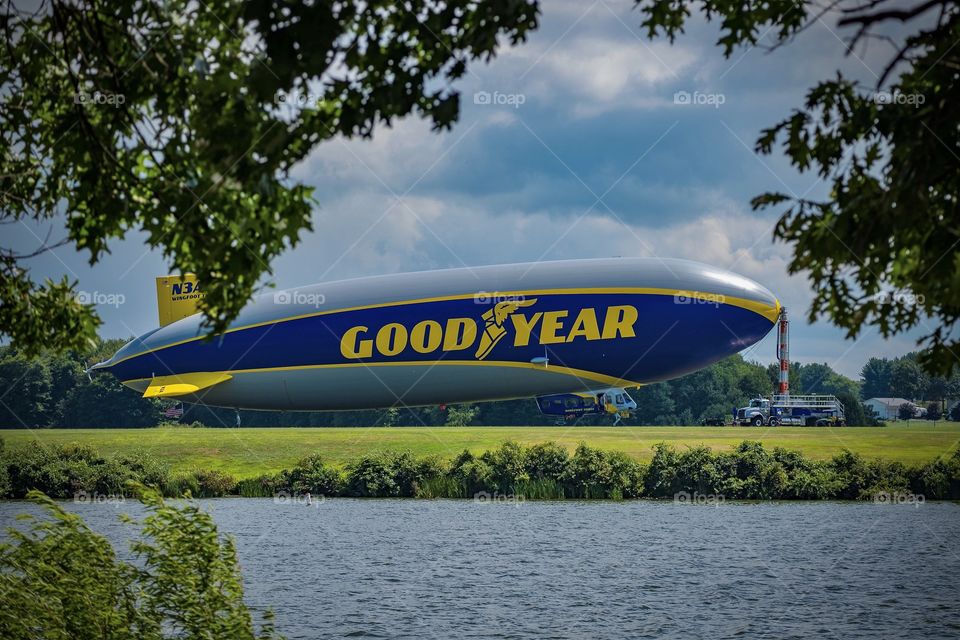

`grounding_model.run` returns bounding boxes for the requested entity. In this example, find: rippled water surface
[3,499,959,639]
